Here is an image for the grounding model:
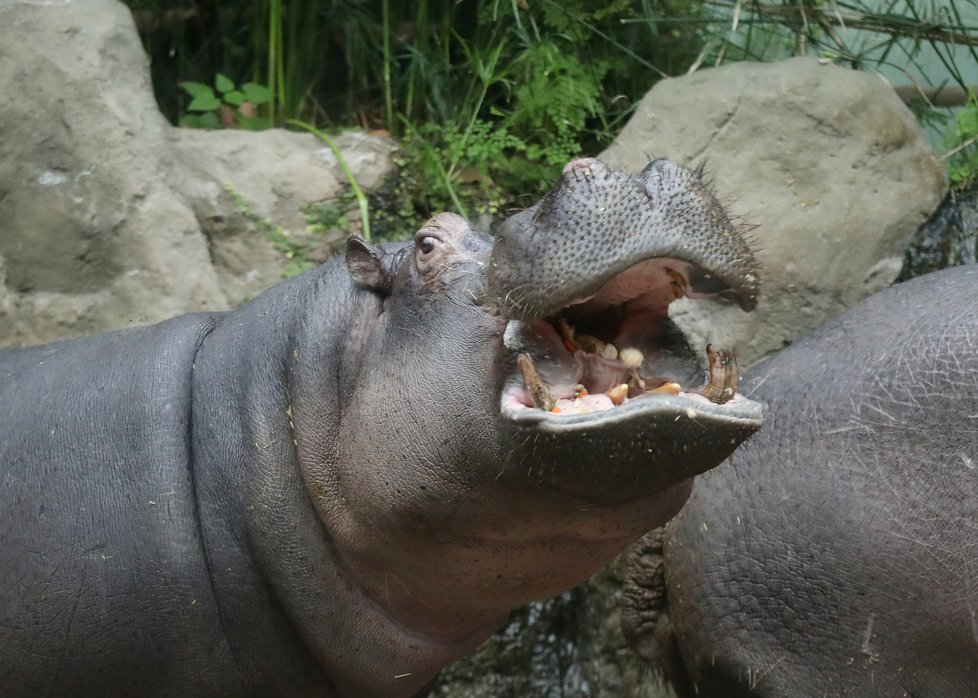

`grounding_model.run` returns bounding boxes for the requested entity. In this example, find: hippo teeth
[695,344,739,405]
[517,353,556,411]
[515,343,741,414]
[555,317,620,358]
